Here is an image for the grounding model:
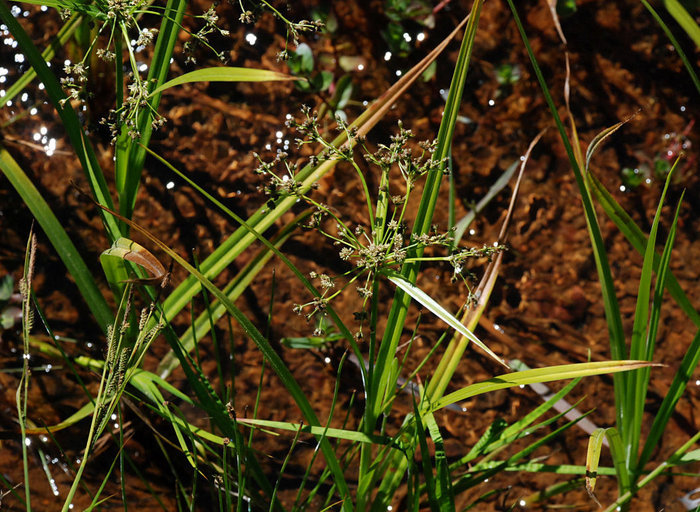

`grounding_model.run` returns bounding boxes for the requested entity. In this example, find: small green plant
[494,62,521,98]
[286,42,333,92]
[382,0,434,57]
[0,275,21,330]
